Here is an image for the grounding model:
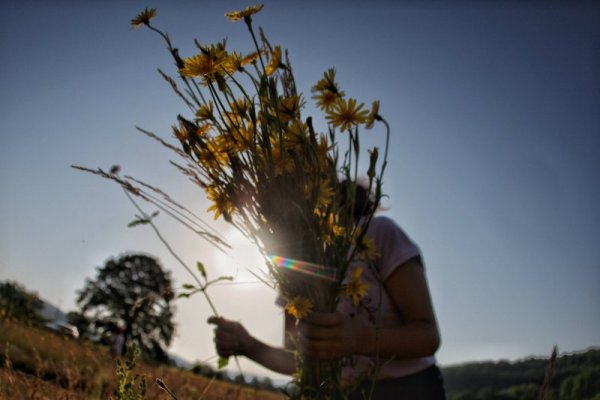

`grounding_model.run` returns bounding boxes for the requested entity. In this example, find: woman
[208,185,446,399]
